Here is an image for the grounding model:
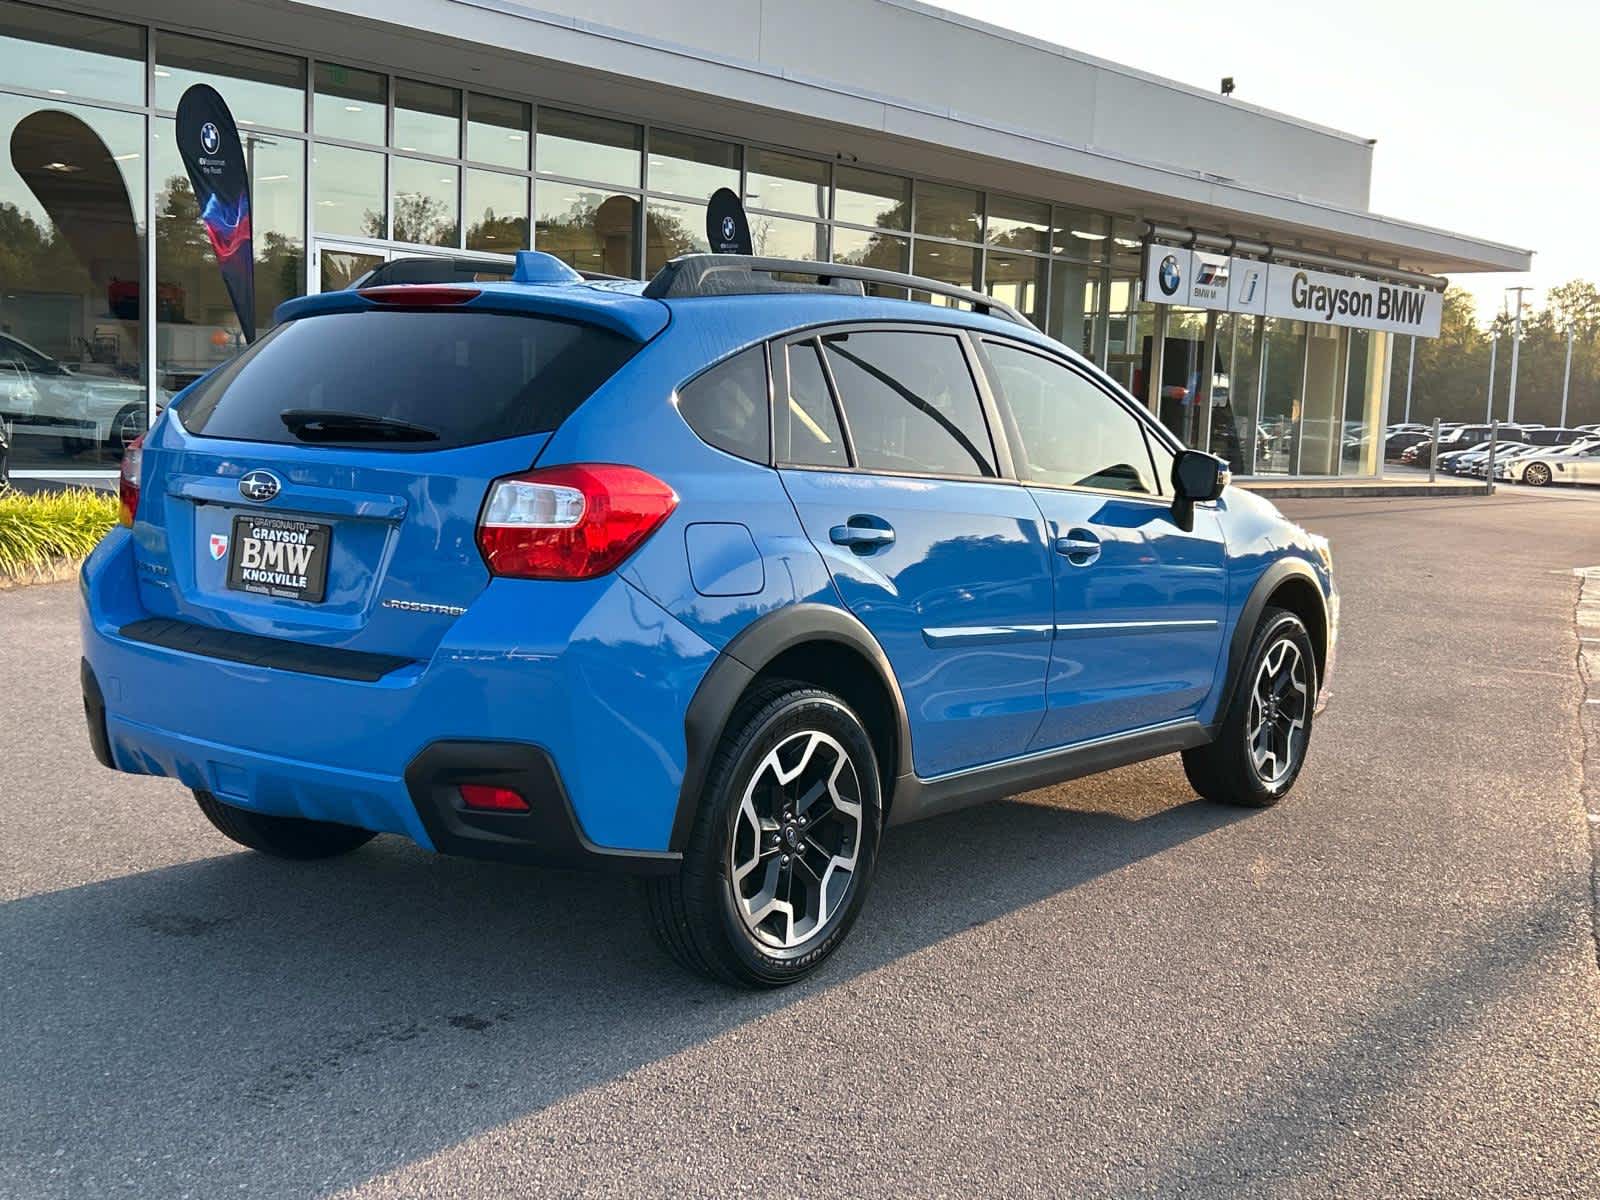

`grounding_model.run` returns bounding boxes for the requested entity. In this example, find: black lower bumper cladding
[80,659,115,770]
[404,740,680,875]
